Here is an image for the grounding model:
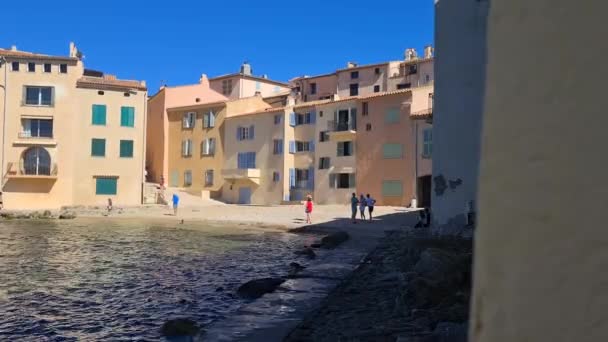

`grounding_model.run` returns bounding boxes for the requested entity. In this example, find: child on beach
[172,193,180,216]
[305,195,313,224]
[359,194,367,220]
